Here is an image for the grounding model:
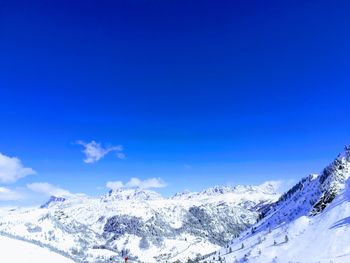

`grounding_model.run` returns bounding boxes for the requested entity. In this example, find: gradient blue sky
[0,0,350,204]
